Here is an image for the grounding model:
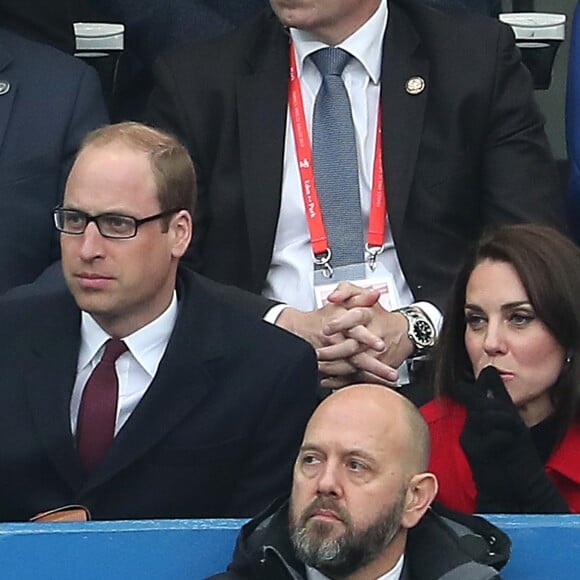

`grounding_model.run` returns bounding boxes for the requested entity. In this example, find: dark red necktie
[77,339,127,473]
